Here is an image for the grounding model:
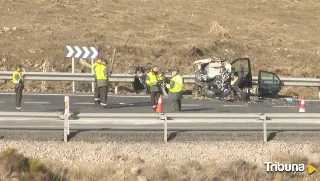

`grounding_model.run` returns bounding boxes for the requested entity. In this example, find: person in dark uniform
[145,66,164,111]
[12,65,25,110]
[93,59,102,106]
[166,68,184,112]
[94,60,109,108]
